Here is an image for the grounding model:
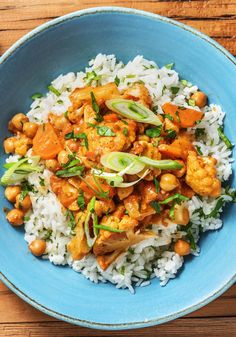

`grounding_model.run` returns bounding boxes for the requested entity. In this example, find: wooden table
[0,1,235,336]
